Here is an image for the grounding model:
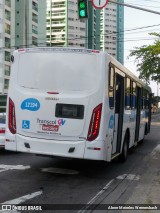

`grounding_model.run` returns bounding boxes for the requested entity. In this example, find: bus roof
[15,47,151,93]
